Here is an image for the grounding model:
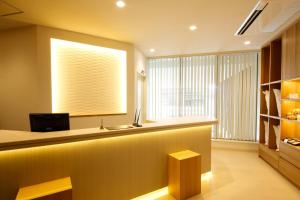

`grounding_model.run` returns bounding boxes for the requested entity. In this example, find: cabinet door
[282,22,300,80]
